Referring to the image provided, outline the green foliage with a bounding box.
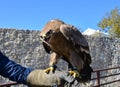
[98,7,120,38]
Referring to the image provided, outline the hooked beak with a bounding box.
[40,29,55,42]
[40,34,50,46]
[43,34,46,37]
[42,34,46,39]
[40,34,46,40]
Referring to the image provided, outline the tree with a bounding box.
[98,7,120,38]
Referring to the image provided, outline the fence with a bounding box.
[92,66,120,87]
[0,66,120,87]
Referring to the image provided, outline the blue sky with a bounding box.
[0,0,120,32]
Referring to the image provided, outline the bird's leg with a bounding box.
[68,67,80,78]
[67,59,80,78]
[68,51,84,78]
[44,52,60,74]
[44,65,57,74]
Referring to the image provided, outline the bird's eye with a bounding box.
[46,29,53,35]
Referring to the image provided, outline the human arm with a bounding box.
[0,52,33,84]
[0,52,92,87]
[0,52,64,87]
[0,52,63,86]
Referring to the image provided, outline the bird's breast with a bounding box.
[48,32,74,58]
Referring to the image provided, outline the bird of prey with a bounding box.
[40,19,93,81]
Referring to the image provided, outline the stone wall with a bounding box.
[0,28,120,87]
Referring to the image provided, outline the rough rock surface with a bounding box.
[0,28,120,87]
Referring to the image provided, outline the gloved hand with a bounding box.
[27,69,62,87]
[26,69,77,87]
[26,69,92,87]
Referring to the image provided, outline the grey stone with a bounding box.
[0,28,120,87]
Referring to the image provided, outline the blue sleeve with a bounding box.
[0,52,33,84]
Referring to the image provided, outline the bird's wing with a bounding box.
[60,24,88,49]
[60,24,91,64]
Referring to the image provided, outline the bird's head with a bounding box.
[40,29,55,42]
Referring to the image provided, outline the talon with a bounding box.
[68,70,79,78]
[44,67,54,74]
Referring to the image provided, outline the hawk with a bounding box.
[40,19,93,81]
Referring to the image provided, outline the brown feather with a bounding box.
[60,24,91,63]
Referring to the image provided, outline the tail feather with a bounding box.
[80,64,93,82]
